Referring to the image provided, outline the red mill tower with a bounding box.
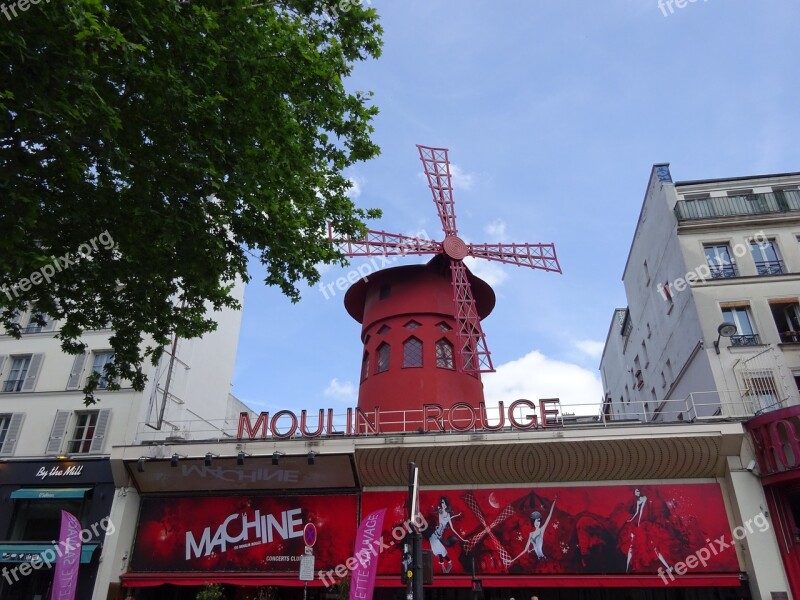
[332,145,561,432]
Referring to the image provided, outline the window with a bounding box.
[360,352,369,382]
[376,343,390,373]
[403,337,423,368]
[772,186,800,211]
[4,356,30,392]
[661,371,667,389]
[68,412,99,454]
[46,409,111,455]
[10,498,84,541]
[769,301,800,343]
[641,341,649,368]
[745,376,780,413]
[404,320,421,331]
[643,260,650,286]
[665,359,673,381]
[436,321,452,332]
[90,352,114,389]
[624,385,630,404]
[750,239,784,275]
[721,305,760,346]
[377,324,390,335]
[703,244,737,278]
[435,338,454,370]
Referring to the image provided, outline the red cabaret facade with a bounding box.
[747,404,800,599]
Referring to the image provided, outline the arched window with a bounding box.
[435,338,454,370]
[403,337,423,368]
[361,352,369,381]
[376,343,390,373]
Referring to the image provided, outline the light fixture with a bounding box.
[237,451,251,466]
[307,451,317,465]
[55,454,70,461]
[137,457,147,473]
[204,452,219,467]
[714,321,738,354]
[170,453,187,467]
[272,451,281,466]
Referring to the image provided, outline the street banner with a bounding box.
[349,508,386,600]
[51,510,82,600]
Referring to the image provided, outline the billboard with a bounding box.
[130,494,358,572]
[362,484,739,577]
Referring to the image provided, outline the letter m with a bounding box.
[185,529,213,560]
[238,411,269,440]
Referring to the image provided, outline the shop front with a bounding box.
[0,458,114,600]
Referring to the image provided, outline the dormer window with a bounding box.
[376,343,390,373]
[403,337,423,368]
[435,339,454,370]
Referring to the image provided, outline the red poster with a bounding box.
[362,484,739,577]
[130,495,358,572]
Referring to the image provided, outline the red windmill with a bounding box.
[331,145,561,431]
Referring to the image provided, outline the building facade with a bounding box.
[0,283,244,600]
[600,164,800,598]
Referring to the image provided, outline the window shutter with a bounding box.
[0,355,6,378]
[45,410,71,455]
[0,413,24,456]
[66,352,88,390]
[88,409,112,454]
[20,353,44,392]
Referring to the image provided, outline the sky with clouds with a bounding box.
[231,0,800,416]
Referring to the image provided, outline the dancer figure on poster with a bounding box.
[618,487,675,573]
[627,488,648,526]
[506,495,558,564]
[425,496,465,573]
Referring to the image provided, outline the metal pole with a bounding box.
[407,462,418,600]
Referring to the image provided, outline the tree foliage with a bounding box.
[0,0,382,402]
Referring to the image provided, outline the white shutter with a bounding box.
[66,352,88,390]
[0,413,24,456]
[88,409,112,454]
[20,353,44,392]
[45,410,71,455]
[0,355,6,379]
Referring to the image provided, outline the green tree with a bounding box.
[0,0,382,402]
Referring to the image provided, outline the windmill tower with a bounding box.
[333,146,561,432]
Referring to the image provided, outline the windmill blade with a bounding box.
[468,242,562,273]
[450,260,494,374]
[329,227,442,257]
[417,145,458,236]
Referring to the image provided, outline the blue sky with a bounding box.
[231,0,800,416]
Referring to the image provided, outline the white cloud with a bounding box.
[575,339,605,359]
[323,378,357,403]
[484,219,507,241]
[346,176,363,199]
[482,350,603,417]
[464,256,509,287]
[449,163,475,191]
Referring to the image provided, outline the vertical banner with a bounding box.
[51,510,82,600]
[349,508,386,600]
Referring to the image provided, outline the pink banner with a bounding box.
[349,508,386,600]
[51,510,82,600]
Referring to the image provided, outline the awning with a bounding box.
[0,543,98,564]
[10,488,91,500]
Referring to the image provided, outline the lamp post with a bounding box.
[714,321,737,354]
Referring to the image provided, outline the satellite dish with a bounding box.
[717,322,738,337]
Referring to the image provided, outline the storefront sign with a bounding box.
[361,484,739,577]
[129,495,358,573]
[0,460,112,486]
[35,465,84,480]
[237,399,562,440]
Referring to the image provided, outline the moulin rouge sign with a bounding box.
[237,399,562,440]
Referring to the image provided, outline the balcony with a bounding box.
[754,260,785,276]
[708,264,738,278]
[780,331,800,344]
[730,334,761,347]
[675,190,800,221]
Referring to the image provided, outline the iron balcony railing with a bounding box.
[730,334,761,347]
[708,263,738,278]
[675,190,800,221]
[754,260,785,276]
[1,379,24,392]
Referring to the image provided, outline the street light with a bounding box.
[714,321,737,354]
